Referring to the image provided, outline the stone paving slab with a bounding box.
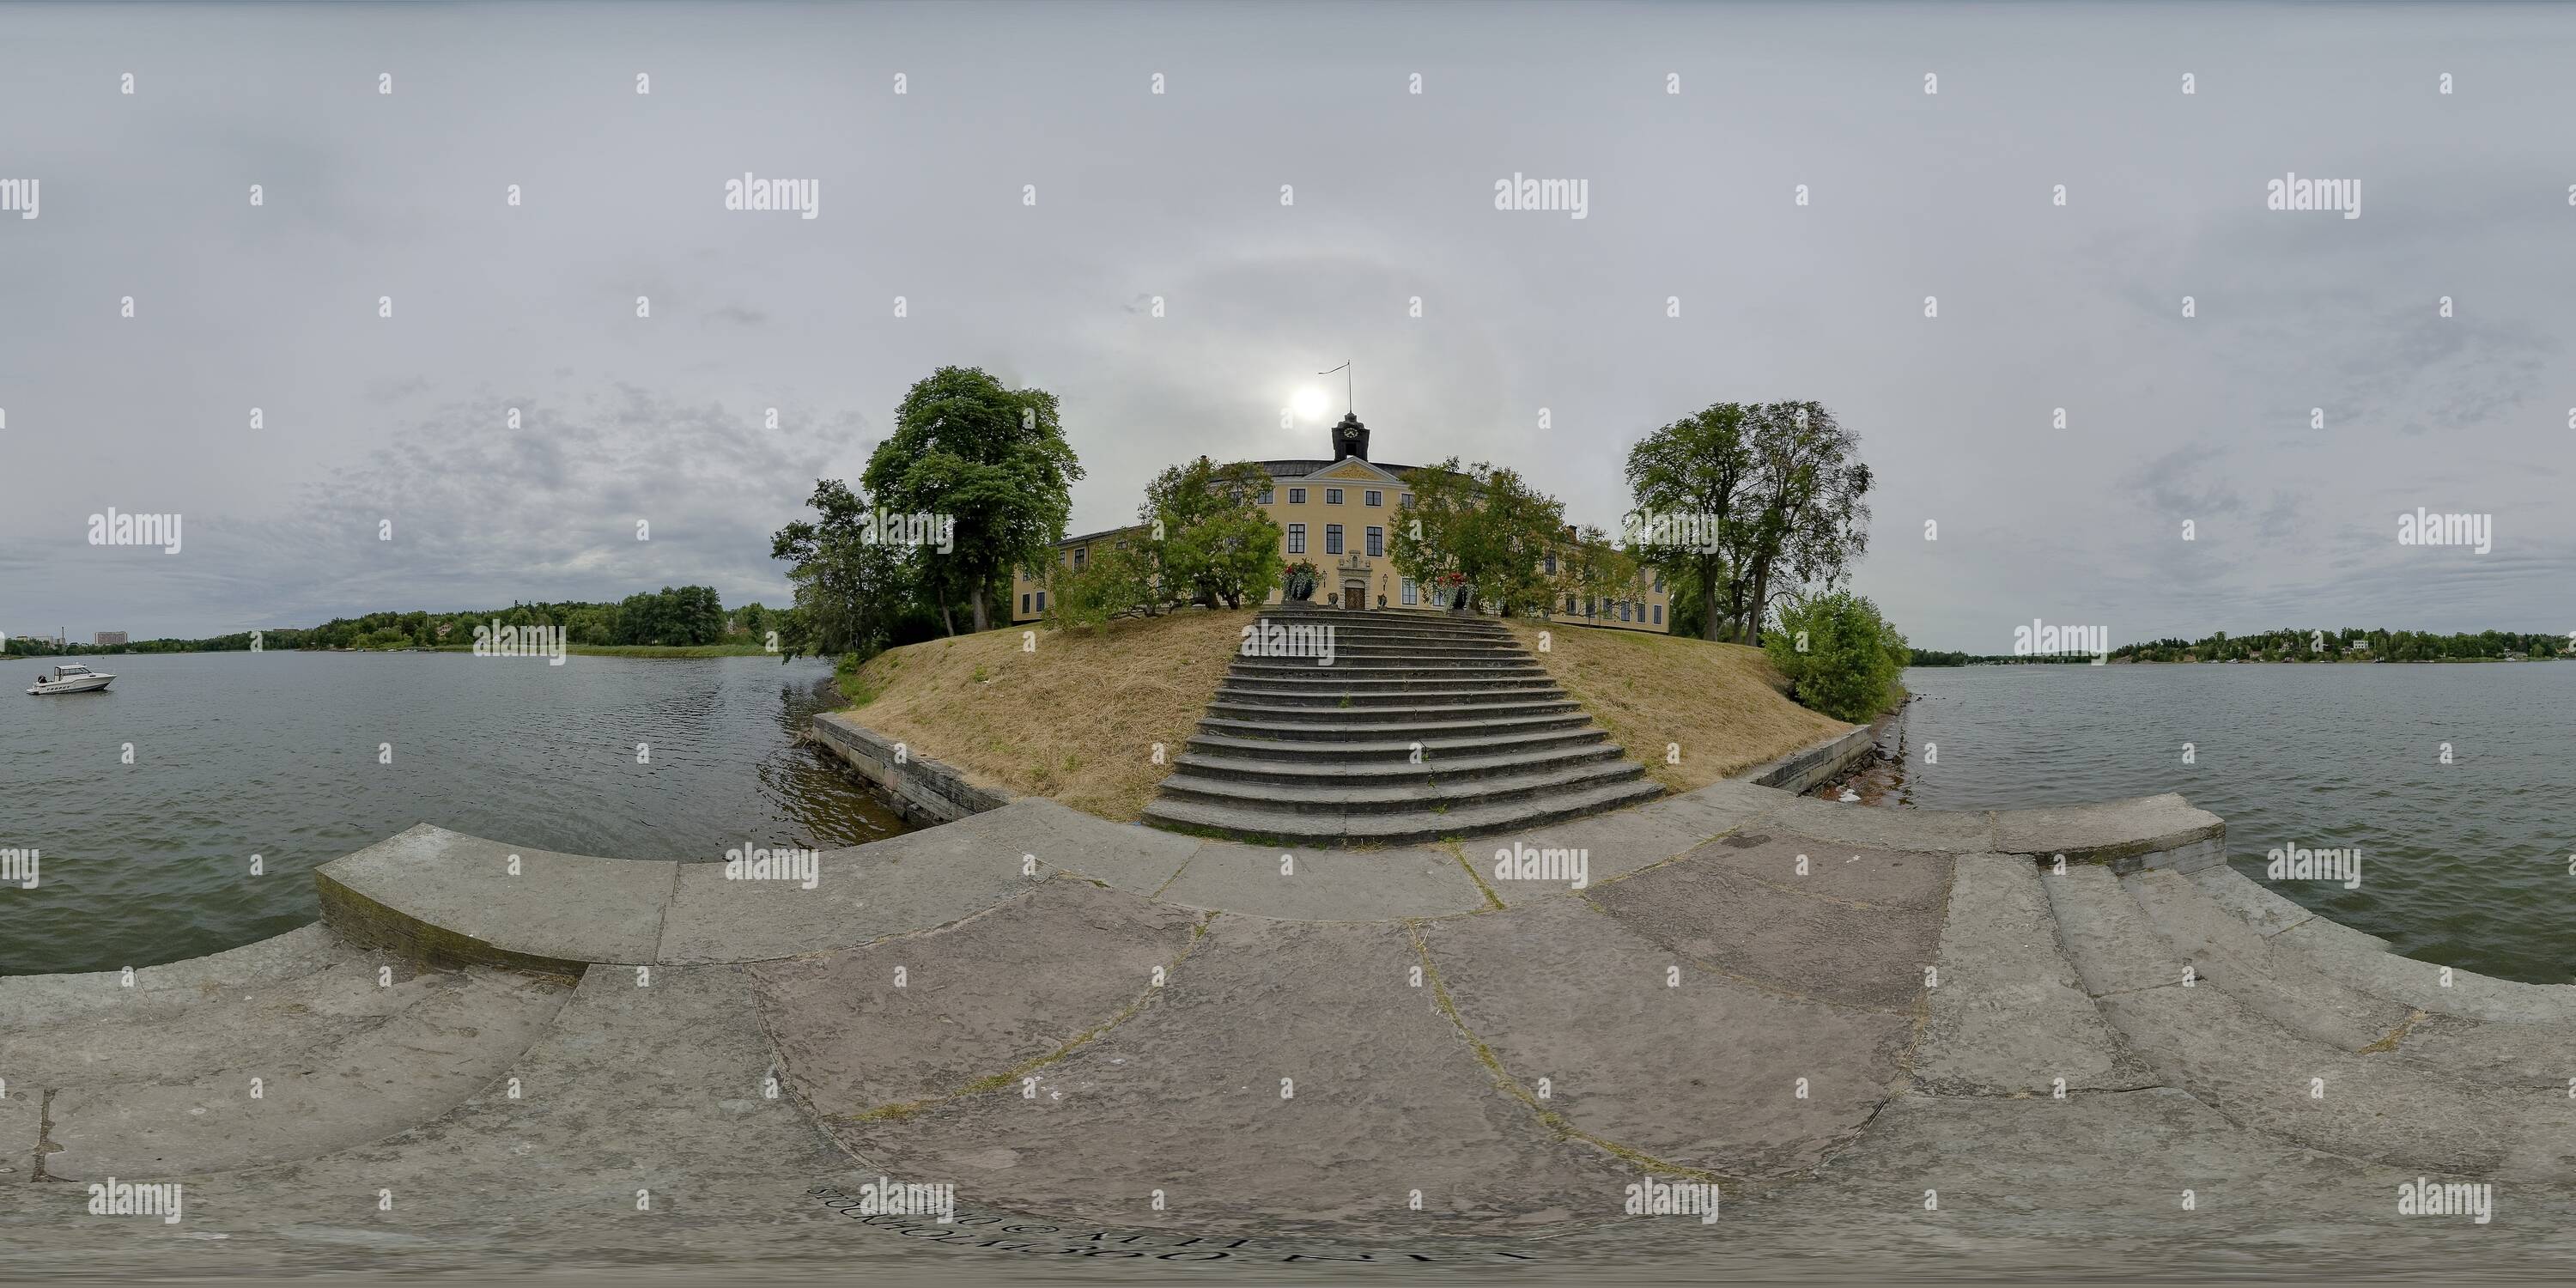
[1588,849,1947,1012]
[2186,862,2390,946]
[1915,854,2151,1096]
[0,1084,33,1182]
[659,822,1047,963]
[834,915,1641,1233]
[6,954,426,1084]
[2122,868,2415,1050]
[755,879,1204,1113]
[1419,894,1911,1178]
[1789,1086,2424,1237]
[1473,807,1710,896]
[0,925,355,1029]
[1990,793,2224,868]
[2393,1015,2576,1091]
[2270,919,2576,1025]
[1679,833,1953,911]
[2096,982,2576,1178]
[41,969,570,1180]
[1756,796,1995,854]
[1156,841,1489,919]
[2044,865,2190,998]
[319,824,675,969]
[949,799,1202,896]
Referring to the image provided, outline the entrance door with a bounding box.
[1340,580,1367,610]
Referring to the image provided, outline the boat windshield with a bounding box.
[58,665,89,676]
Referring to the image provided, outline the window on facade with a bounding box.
[1398,492,1412,507]
[1365,526,1383,557]
[1286,523,1306,555]
[1585,597,1595,617]
[1653,605,1664,625]
[1652,571,1665,592]
[1620,601,1632,622]
[1364,489,1382,507]
[1072,547,1085,569]
[1259,488,1274,505]
[1543,552,1557,575]
[1324,524,1344,556]
[1324,488,1343,505]
[1021,593,1031,614]
[1402,578,1418,605]
[1036,591,1048,612]
[1287,488,1306,505]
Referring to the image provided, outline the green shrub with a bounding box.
[1045,545,1156,634]
[1764,591,1910,723]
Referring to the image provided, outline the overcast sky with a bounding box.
[2,1,2569,652]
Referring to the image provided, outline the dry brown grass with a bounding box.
[835,609,1255,822]
[1501,620,1848,793]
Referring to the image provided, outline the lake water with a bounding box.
[1,652,910,975]
[1876,663,2575,984]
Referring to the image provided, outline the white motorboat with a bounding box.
[27,663,116,695]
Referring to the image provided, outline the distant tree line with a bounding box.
[2110,628,2566,664]
[3,588,783,655]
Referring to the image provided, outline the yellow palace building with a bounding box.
[1012,413,1673,633]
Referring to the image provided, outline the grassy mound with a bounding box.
[835,610,1253,821]
[835,609,1848,821]
[1502,621,1849,793]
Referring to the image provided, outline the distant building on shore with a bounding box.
[93,631,129,647]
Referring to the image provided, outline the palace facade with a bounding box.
[1011,412,1672,633]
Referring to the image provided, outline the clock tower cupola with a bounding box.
[1329,410,1370,462]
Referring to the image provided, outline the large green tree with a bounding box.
[769,478,920,661]
[1140,458,1285,611]
[1389,459,1565,617]
[1625,401,1872,645]
[861,366,1083,635]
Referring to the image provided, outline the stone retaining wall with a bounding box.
[1729,723,1878,794]
[808,710,1011,825]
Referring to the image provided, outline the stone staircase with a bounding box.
[1139,605,1663,845]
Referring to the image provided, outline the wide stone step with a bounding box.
[1142,775,1665,845]
[0,925,359,1030]
[1187,724,1615,762]
[6,954,449,1084]
[1228,658,1546,676]
[1195,709,1598,743]
[1173,740,1625,787]
[2043,864,2576,1177]
[2120,867,2416,1050]
[1211,680,1556,711]
[1206,696,1583,723]
[1152,756,1649,817]
[38,968,572,1179]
